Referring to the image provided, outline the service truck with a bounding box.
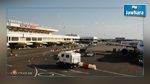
[56,51,81,68]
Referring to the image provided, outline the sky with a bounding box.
[6,0,147,40]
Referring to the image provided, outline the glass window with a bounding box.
[61,54,64,57]
[12,37,18,41]
[9,37,11,41]
[38,38,42,41]
[66,55,69,58]
[26,37,31,41]
[32,37,37,41]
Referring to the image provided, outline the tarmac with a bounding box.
[7,43,143,77]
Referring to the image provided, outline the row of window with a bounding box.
[61,54,69,58]
[64,38,71,40]
[9,29,50,34]
[43,38,64,41]
[7,37,78,42]
[7,37,42,42]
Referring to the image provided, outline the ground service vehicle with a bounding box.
[56,51,81,68]
[79,48,94,57]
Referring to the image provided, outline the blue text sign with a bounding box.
[124,5,146,17]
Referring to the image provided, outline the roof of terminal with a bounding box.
[7,19,58,32]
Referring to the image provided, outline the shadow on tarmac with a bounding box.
[97,53,143,67]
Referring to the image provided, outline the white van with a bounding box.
[56,51,81,68]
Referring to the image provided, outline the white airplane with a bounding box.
[137,41,143,64]
[137,40,144,55]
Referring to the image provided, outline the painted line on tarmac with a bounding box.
[37,72,67,77]
[34,67,67,77]
[31,57,34,60]
[39,69,47,72]
[52,72,67,76]
[61,70,68,73]
[70,69,89,74]
[96,68,136,77]
[34,66,38,77]
[7,64,13,67]
[44,58,47,61]
[28,59,31,63]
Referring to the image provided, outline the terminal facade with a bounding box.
[7,20,80,48]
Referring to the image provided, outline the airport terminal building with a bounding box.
[79,36,98,44]
[7,20,80,48]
